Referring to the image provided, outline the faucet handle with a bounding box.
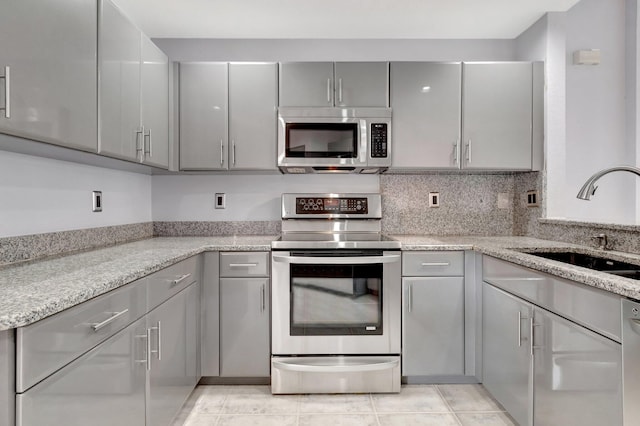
[591,233,608,250]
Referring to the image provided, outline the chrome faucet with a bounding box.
[576,165,640,200]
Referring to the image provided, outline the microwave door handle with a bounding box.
[272,254,400,265]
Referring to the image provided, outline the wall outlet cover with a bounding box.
[215,193,226,209]
[92,191,102,212]
[497,192,510,209]
[428,192,440,208]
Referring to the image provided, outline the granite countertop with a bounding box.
[1,234,640,331]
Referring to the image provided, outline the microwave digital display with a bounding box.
[285,123,358,158]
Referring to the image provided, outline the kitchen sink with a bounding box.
[522,251,640,280]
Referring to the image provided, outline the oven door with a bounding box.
[271,250,401,355]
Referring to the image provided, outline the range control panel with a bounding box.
[295,197,368,214]
[370,123,388,158]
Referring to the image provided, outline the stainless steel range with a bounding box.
[271,193,401,394]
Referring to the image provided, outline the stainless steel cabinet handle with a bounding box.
[453,139,459,166]
[530,317,543,355]
[327,78,332,103]
[466,139,472,164]
[144,129,152,156]
[171,273,192,286]
[272,254,401,265]
[136,126,145,161]
[260,284,266,313]
[420,262,450,267]
[407,284,413,313]
[517,311,527,347]
[150,321,161,361]
[220,140,224,166]
[338,78,343,103]
[232,140,236,166]
[146,328,152,370]
[91,309,129,331]
[229,263,259,268]
[0,66,10,118]
[134,331,149,368]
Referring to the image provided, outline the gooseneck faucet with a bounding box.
[576,166,640,200]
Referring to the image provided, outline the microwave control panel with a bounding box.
[370,123,388,158]
[296,197,368,214]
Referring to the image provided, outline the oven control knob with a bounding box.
[356,204,362,210]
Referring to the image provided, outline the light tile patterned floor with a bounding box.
[173,384,517,426]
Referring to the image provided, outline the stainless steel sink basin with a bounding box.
[523,251,640,280]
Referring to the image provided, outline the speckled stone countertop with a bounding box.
[2,235,640,331]
[0,236,275,331]
[392,235,640,302]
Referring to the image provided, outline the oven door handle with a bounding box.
[272,358,399,373]
[272,254,400,265]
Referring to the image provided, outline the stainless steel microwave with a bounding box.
[277,107,392,174]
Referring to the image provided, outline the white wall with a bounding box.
[0,150,152,237]
[153,38,516,62]
[151,174,378,221]
[563,0,634,224]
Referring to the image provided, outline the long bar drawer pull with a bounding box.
[0,66,9,118]
[171,273,192,286]
[273,255,400,265]
[273,358,399,373]
[134,332,149,369]
[91,309,129,331]
[229,263,259,268]
[421,262,450,267]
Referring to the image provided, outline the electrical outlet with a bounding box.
[215,193,226,209]
[428,192,440,208]
[526,190,540,207]
[92,191,102,212]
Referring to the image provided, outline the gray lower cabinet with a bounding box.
[0,0,97,152]
[220,277,270,377]
[401,251,466,378]
[219,251,270,377]
[482,282,533,426]
[16,316,148,426]
[482,256,623,426]
[148,282,200,426]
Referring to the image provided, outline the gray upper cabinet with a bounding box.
[390,61,540,171]
[179,62,277,171]
[99,0,142,163]
[279,62,389,107]
[462,62,533,170]
[140,35,169,169]
[100,0,169,168]
[228,63,278,170]
[179,62,228,170]
[390,62,462,170]
[0,0,97,152]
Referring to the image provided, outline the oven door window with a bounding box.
[290,261,383,336]
[285,123,358,158]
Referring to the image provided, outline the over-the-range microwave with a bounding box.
[277,107,392,174]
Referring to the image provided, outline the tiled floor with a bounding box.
[173,384,517,426]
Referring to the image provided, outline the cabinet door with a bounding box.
[99,0,142,162]
[402,277,464,376]
[0,0,97,152]
[220,278,270,377]
[147,287,196,426]
[179,62,228,170]
[16,317,147,426]
[482,282,532,426]
[533,308,622,426]
[279,62,334,107]
[140,35,169,169]
[390,62,461,170]
[228,63,278,170]
[334,62,388,107]
[462,62,532,170]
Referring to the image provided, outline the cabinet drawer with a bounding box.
[220,252,269,277]
[403,251,464,276]
[483,255,622,342]
[148,255,201,310]
[16,278,147,393]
